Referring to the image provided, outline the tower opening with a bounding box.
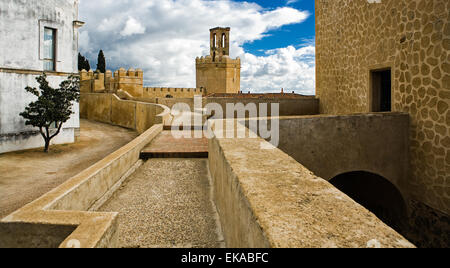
[370,69,391,112]
[222,34,226,48]
[329,171,407,232]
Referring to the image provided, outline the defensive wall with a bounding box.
[274,113,411,236]
[111,89,320,118]
[316,0,450,227]
[143,87,204,98]
[207,116,414,248]
[315,0,450,247]
[79,93,171,134]
[80,68,205,98]
[275,113,410,197]
[205,97,319,118]
[0,112,416,248]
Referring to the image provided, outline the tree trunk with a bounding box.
[44,138,50,153]
[43,126,50,153]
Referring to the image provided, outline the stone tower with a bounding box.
[196,27,241,95]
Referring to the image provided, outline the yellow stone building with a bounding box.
[196,27,241,95]
[316,0,449,245]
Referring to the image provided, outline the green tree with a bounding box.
[78,53,91,71]
[20,74,80,152]
[85,57,91,71]
[78,53,84,71]
[97,50,106,73]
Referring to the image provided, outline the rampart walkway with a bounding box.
[99,130,223,248]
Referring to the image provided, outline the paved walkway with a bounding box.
[99,159,224,248]
[140,130,208,159]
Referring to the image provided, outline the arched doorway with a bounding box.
[329,171,407,232]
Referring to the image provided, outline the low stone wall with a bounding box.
[0,124,163,248]
[121,95,319,118]
[275,113,410,200]
[208,118,415,248]
[156,98,195,111]
[205,97,319,117]
[80,93,171,133]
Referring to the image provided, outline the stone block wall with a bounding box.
[316,0,449,219]
[196,56,241,95]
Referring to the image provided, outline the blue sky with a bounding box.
[79,0,316,95]
[241,0,315,56]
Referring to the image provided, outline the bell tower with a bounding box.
[210,27,230,60]
[196,27,240,95]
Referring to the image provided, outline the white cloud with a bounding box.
[241,45,315,95]
[120,17,146,36]
[286,0,299,5]
[78,0,315,95]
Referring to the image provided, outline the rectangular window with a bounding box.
[370,69,391,112]
[43,27,56,71]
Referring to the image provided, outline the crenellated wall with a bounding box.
[80,70,105,93]
[112,68,143,97]
[80,68,144,97]
[143,87,204,99]
[80,68,205,98]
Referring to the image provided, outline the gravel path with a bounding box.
[99,159,224,248]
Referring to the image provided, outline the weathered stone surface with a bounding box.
[208,118,414,248]
[315,0,450,219]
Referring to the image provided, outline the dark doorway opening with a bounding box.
[329,171,407,232]
[371,69,391,112]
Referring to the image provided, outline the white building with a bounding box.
[0,0,83,153]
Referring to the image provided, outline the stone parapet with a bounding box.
[208,118,415,248]
[143,87,205,98]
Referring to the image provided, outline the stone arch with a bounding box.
[329,171,407,232]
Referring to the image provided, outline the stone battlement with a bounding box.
[195,55,240,67]
[80,68,144,96]
[80,70,106,93]
[143,87,204,98]
[80,68,206,98]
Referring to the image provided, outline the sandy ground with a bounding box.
[100,159,224,248]
[0,119,138,218]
